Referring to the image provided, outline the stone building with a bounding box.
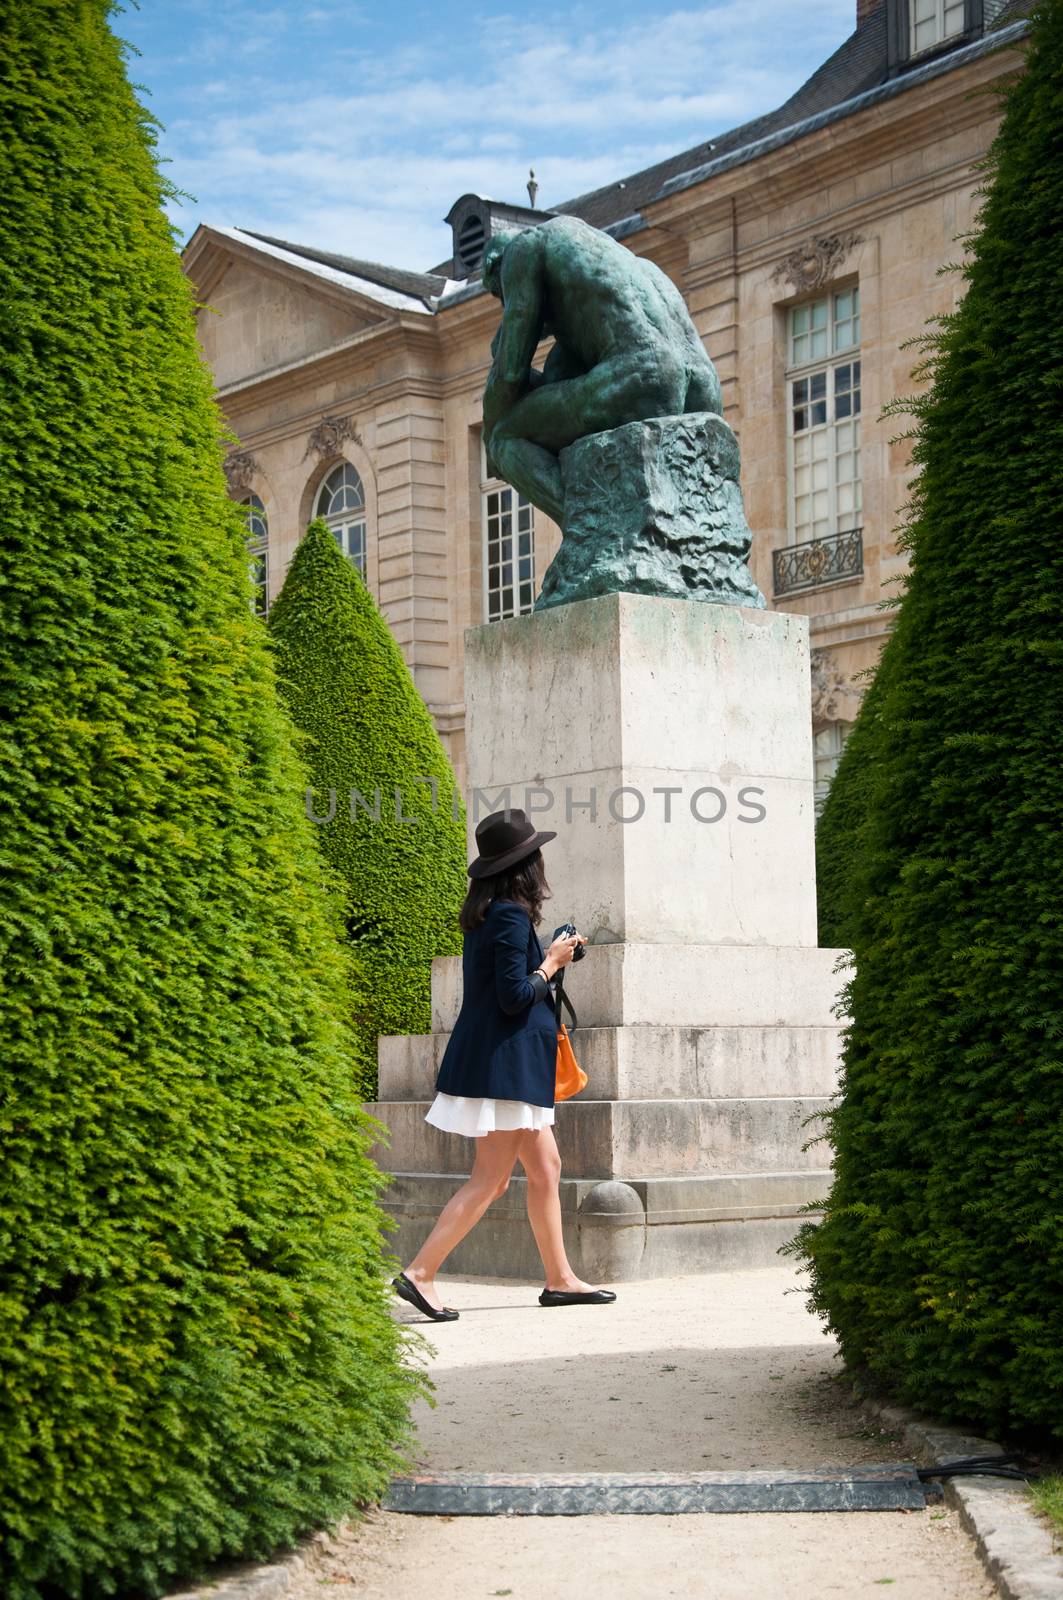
[183,0,1029,809]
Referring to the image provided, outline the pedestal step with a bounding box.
[376,1171,829,1280]
[366,1094,830,1182]
[430,943,850,1032]
[379,1022,842,1103]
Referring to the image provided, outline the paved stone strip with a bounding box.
[860,1399,1063,1600]
[383,1464,928,1515]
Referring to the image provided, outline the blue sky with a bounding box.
[118,0,856,273]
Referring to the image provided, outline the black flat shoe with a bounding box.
[392,1272,459,1321]
[539,1287,617,1306]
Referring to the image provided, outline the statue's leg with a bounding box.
[488,432,565,525]
[491,355,687,524]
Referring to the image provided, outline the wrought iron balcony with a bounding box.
[772,528,863,597]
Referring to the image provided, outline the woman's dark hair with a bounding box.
[459,849,550,933]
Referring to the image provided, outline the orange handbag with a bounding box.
[552,970,587,1101]
[556,1021,587,1101]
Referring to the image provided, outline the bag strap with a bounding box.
[551,968,579,1032]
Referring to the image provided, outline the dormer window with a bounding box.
[910,0,966,53]
[886,0,982,74]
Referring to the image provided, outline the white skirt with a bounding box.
[425,1091,555,1138]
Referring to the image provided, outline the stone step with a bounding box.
[365,1094,831,1182]
[378,1022,843,1103]
[374,1170,832,1281]
[429,941,850,1032]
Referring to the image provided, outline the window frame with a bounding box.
[480,441,536,623]
[784,283,863,550]
[315,461,368,580]
[886,0,983,73]
[240,491,269,618]
[813,719,855,819]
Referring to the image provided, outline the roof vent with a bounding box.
[444,193,556,281]
[457,213,487,275]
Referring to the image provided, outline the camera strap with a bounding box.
[550,969,579,1033]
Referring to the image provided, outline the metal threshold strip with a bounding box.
[384,1465,933,1516]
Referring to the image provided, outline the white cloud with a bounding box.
[137,0,856,269]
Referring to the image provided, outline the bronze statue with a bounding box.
[481,215,765,612]
[482,216,722,525]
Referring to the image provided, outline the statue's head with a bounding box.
[481,229,521,300]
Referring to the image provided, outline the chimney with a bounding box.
[857,0,885,21]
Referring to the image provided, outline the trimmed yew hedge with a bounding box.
[267,521,466,1099]
[0,6,427,1596]
[795,0,1063,1438]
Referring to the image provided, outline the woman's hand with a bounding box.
[540,931,586,978]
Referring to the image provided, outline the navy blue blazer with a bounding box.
[434,899,558,1107]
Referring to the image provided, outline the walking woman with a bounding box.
[392,808,617,1322]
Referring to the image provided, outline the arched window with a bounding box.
[316,463,367,578]
[240,492,269,617]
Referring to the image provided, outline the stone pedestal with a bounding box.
[367,592,848,1280]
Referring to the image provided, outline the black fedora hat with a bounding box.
[467,808,557,879]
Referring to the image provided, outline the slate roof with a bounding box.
[241,231,449,309]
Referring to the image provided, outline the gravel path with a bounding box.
[286,1267,996,1599]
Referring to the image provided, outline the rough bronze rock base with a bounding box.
[536,412,766,611]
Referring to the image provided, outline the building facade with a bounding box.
[183,0,1029,808]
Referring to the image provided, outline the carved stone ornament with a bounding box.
[223,450,258,495]
[773,233,863,295]
[304,415,360,460]
[810,647,864,726]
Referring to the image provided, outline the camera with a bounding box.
[552,922,586,962]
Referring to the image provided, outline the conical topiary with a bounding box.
[793,0,1063,1438]
[267,520,466,1099]
[0,6,427,1597]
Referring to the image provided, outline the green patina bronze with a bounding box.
[482,215,765,611]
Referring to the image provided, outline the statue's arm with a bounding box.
[484,237,545,431]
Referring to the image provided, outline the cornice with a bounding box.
[682,148,990,294]
[222,376,445,446]
[214,314,441,409]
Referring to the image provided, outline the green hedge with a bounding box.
[794,0,1063,1439]
[268,521,466,1100]
[0,6,427,1596]
[815,644,898,951]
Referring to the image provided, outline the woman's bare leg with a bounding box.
[518,1126,601,1292]
[402,1130,524,1310]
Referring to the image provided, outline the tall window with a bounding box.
[814,721,854,819]
[481,445,535,621]
[316,462,367,578]
[787,286,861,546]
[910,0,966,54]
[240,492,268,617]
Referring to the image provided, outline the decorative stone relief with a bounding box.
[223,450,258,496]
[810,647,864,726]
[304,415,360,460]
[773,233,863,294]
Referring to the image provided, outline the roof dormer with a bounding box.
[885,0,986,75]
[444,193,554,279]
